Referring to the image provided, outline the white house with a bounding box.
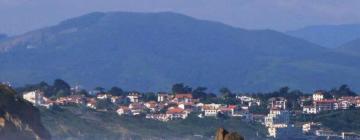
[117,106,131,116]
[157,93,170,102]
[303,106,318,114]
[166,107,188,120]
[22,90,45,106]
[127,92,141,103]
[264,109,289,128]
[202,103,222,117]
[312,91,324,101]
[97,93,112,100]
[268,97,287,110]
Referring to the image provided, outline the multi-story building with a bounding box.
[127,92,141,103]
[314,99,336,112]
[303,106,317,114]
[22,90,45,106]
[173,93,193,103]
[265,109,289,128]
[166,107,188,120]
[97,93,112,100]
[237,95,261,107]
[157,93,170,102]
[202,103,222,117]
[312,91,325,101]
[341,132,360,140]
[302,122,320,134]
[268,97,287,110]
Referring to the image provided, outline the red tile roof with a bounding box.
[175,93,193,99]
[166,107,184,114]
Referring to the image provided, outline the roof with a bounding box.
[147,101,157,104]
[268,97,286,101]
[227,105,237,109]
[128,92,140,96]
[166,107,184,114]
[175,93,193,99]
[117,106,129,111]
[315,99,336,103]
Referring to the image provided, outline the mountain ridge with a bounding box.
[287,24,360,48]
[337,38,360,55]
[1,11,360,92]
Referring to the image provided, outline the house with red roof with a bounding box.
[173,93,193,103]
[166,107,188,120]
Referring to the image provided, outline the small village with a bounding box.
[16,81,360,140]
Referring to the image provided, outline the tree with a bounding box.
[108,86,124,96]
[249,104,269,115]
[330,84,357,98]
[279,86,289,95]
[75,89,90,97]
[96,98,116,111]
[219,87,234,99]
[172,83,192,93]
[143,92,157,102]
[52,79,71,98]
[94,87,105,93]
[192,86,207,99]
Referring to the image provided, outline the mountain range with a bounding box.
[0,34,6,41]
[1,12,360,92]
[287,24,360,48]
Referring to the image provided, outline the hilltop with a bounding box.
[1,12,360,92]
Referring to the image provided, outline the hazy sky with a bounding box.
[1,0,360,35]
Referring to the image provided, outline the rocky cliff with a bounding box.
[0,84,51,140]
[215,128,244,140]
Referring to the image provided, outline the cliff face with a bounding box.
[215,128,244,140]
[0,84,51,140]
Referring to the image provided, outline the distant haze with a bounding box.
[1,0,360,35]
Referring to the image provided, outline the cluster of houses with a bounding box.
[301,91,360,114]
[120,93,255,122]
[20,87,360,139]
[21,90,256,122]
[262,91,360,139]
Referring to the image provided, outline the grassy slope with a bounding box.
[295,109,360,133]
[40,105,266,140]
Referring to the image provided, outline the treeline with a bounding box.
[15,79,357,103]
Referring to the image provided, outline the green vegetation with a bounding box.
[40,106,266,140]
[294,109,360,133]
[16,79,73,98]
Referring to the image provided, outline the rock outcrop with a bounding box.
[215,128,244,140]
[0,84,51,140]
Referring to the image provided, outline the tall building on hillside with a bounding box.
[157,93,170,102]
[312,91,325,101]
[22,90,45,106]
[127,92,141,103]
[265,109,290,128]
[268,97,287,110]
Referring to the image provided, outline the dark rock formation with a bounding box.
[215,128,244,140]
[0,84,51,140]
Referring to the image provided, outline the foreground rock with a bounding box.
[215,128,244,140]
[0,84,51,140]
